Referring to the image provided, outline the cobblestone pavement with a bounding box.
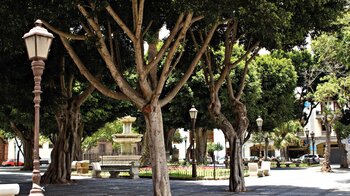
[0,165,349,195]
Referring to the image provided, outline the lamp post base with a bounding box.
[192,161,197,178]
[29,183,44,196]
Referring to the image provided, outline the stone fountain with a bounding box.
[112,116,143,155]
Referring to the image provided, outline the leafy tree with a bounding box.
[311,12,350,171]
[207,142,224,162]
[43,1,219,194]
[193,0,347,192]
[271,120,301,160]
[256,53,297,130]
[0,2,132,183]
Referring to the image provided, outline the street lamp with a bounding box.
[256,116,263,158]
[310,131,315,163]
[23,19,54,196]
[189,105,198,178]
[304,128,310,165]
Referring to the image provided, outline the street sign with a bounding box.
[304,101,311,108]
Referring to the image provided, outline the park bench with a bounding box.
[93,155,141,179]
[284,161,293,167]
[248,162,263,177]
[0,184,20,196]
[276,161,293,168]
[261,161,271,176]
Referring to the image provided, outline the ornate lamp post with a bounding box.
[189,105,198,178]
[256,116,263,158]
[23,19,54,196]
[310,131,315,163]
[304,128,310,165]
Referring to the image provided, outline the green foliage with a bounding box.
[272,120,301,150]
[172,129,183,144]
[255,53,297,131]
[334,121,350,140]
[0,129,12,139]
[207,142,224,154]
[82,119,123,151]
[250,131,264,144]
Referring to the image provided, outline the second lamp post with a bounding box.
[256,116,263,158]
[189,105,198,178]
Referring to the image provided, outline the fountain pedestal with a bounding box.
[112,116,142,156]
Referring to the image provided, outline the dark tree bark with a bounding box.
[41,101,82,183]
[195,127,207,164]
[164,128,176,155]
[41,55,95,184]
[10,122,33,171]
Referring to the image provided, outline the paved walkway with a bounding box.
[0,165,349,195]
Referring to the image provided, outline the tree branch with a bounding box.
[106,4,137,43]
[235,50,259,100]
[60,36,128,100]
[155,13,193,101]
[41,20,87,40]
[78,4,145,105]
[144,13,185,74]
[75,83,96,107]
[214,41,260,92]
[160,23,218,106]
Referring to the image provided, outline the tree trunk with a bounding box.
[143,104,171,196]
[73,123,84,161]
[208,98,247,192]
[336,133,348,168]
[164,128,176,156]
[41,102,82,184]
[140,130,151,166]
[229,136,246,192]
[264,137,269,161]
[9,122,33,171]
[195,127,207,164]
[186,144,191,163]
[22,139,33,171]
[321,121,332,172]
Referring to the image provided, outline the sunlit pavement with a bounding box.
[0,165,349,195]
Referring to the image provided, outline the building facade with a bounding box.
[243,101,350,164]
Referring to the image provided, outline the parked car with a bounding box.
[295,154,320,164]
[1,159,24,166]
[217,157,226,164]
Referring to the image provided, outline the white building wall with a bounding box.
[173,128,228,161]
[8,139,23,161]
[39,142,52,161]
[213,129,226,159]
[173,128,189,161]
[7,138,52,162]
